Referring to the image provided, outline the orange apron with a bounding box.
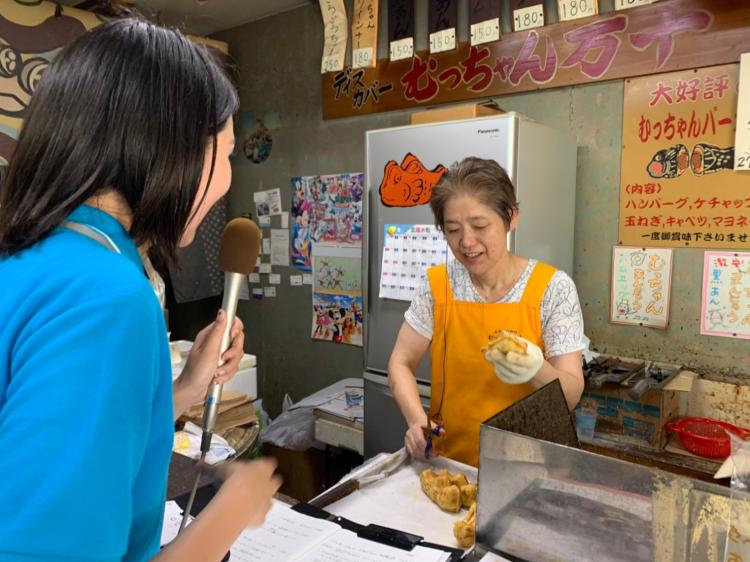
[428,261,556,467]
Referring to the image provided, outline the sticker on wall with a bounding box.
[700,251,750,339]
[238,110,281,164]
[610,246,673,328]
[379,153,447,207]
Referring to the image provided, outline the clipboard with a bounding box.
[292,502,464,561]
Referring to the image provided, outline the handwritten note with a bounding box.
[610,246,673,328]
[351,0,378,69]
[557,0,596,21]
[700,251,750,339]
[735,52,750,170]
[513,4,543,32]
[614,0,656,9]
[320,0,348,73]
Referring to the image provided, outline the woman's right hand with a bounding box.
[219,457,283,528]
[404,422,446,460]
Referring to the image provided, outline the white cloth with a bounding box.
[404,259,586,358]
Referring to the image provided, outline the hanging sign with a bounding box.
[320,0,348,73]
[352,0,378,69]
[619,64,749,249]
[323,0,750,119]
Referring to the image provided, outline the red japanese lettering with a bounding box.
[561,16,627,79]
[629,10,712,69]
[509,31,557,86]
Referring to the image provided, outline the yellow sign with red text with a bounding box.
[619,64,749,249]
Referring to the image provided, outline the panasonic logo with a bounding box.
[477,128,499,134]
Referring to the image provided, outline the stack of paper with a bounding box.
[162,500,451,562]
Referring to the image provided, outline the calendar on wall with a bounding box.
[379,224,450,301]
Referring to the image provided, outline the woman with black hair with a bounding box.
[0,19,280,561]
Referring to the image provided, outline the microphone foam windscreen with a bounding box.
[218,217,261,275]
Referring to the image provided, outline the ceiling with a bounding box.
[63,0,313,36]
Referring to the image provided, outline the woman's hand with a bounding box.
[178,309,245,400]
[405,421,446,460]
[484,335,544,384]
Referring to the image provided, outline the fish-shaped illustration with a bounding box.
[690,143,734,176]
[379,153,447,207]
[646,144,690,179]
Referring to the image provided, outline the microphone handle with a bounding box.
[200,271,244,453]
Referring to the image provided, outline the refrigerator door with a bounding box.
[364,115,518,382]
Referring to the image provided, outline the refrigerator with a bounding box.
[362,113,577,458]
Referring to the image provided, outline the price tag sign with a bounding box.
[389,37,414,61]
[352,47,374,69]
[513,5,544,32]
[614,0,656,9]
[557,0,597,22]
[321,54,342,74]
[470,18,500,46]
[429,28,456,54]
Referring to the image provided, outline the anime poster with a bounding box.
[311,249,363,347]
[291,173,363,270]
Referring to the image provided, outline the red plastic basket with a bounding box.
[666,417,750,459]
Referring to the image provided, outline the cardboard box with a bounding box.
[262,443,326,502]
[410,102,504,125]
[580,385,679,449]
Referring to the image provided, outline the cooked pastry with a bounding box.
[453,502,476,548]
[420,469,473,513]
[460,483,477,508]
[483,330,527,356]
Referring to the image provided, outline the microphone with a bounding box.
[200,217,261,454]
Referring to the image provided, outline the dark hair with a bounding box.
[0,18,238,266]
[429,157,518,230]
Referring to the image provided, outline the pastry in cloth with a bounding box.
[482,330,543,385]
[453,502,476,548]
[420,468,473,513]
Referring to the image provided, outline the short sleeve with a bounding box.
[540,271,587,358]
[0,291,163,561]
[404,275,435,340]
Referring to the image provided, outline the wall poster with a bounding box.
[619,64,749,249]
[291,173,363,270]
[701,251,750,339]
[610,246,673,328]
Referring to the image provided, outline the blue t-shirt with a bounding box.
[0,205,173,561]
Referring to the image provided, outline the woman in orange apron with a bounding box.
[388,157,586,467]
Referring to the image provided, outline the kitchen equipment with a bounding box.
[474,413,747,561]
[623,361,681,400]
[666,417,750,459]
[363,114,577,457]
[584,356,644,389]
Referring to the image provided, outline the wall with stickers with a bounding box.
[215,0,750,417]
